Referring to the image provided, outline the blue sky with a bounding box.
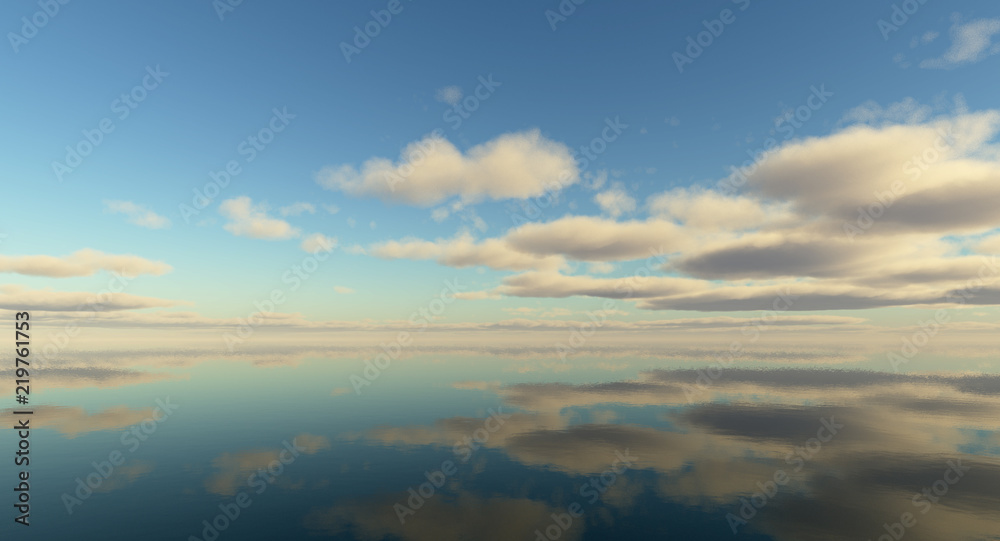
[2,0,1000,339]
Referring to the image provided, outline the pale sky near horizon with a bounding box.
[3,0,1000,341]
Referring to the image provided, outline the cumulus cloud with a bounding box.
[920,18,1000,69]
[0,249,171,278]
[594,182,636,218]
[219,196,300,240]
[316,130,578,206]
[77,101,989,319]
[103,200,171,229]
[356,106,1000,313]
[743,111,1000,230]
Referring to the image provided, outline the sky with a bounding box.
[2,0,1000,347]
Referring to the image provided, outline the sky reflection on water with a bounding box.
[2,346,999,540]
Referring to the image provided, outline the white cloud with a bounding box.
[505,216,686,261]
[369,106,1000,312]
[103,200,171,229]
[495,271,705,299]
[374,215,689,267]
[975,234,1000,255]
[453,291,501,300]
[431,208,450,222]
[317,130,579,206]
[300,233,337,254]
[219,197,300,240]
[587,262,615,274]
[322,204,340,214]
[372,233,566,272]
[648,188,784,230]
[435,85,463,105]
[0,285,182,311]
[333,286,355,294]
[744,111,1000,228]
[0,249,171,278]
[920,18,1000,69]
[839,97,932,126]
[279,202,316,216]
[593,182,636,218]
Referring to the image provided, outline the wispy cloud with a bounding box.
[0,285,182,311]
[434,85,463,105]
[279,202,316,216]
[921,17,1000,69]
[301,233,337,253]
[0,249,171,278]
[103,200,171,229]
